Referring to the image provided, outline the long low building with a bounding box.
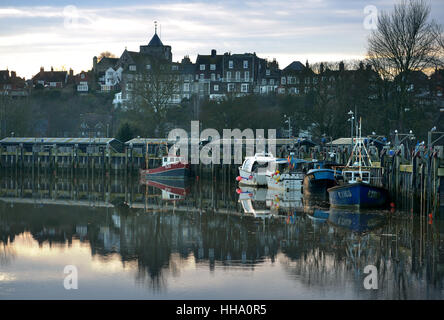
[0,137,125,153]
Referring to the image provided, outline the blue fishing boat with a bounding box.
[327,119,390,209]
[303,161,342,200]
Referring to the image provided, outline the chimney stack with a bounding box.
[40,66,44,73]
[320,63,324,74]
[11,71,16,78]
[339,61,344,72]
[211,49,216,57]
[69,68,74,77]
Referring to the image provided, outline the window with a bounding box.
[226,71,232,80]
[295,77,300,84]
[210,64,216,70]
[266,69,270,76]
[243,60,248,69]
[241,83,248,92]
[229,60,233,69]
[305,77,310,84]
[262,79,266,85]
[235,71,240,80]
[195,74,199,80]
[304,87,309,93]
[269,79,275,85]
[244,71,249,81]
[211,73,216,81]
[281,77,286,85]
[129,65,136,71]
[146,64,151,70]
[200,64,205,71]
[81,74,85,79]
[184,83,190,91]
[172,65,178,71]
[228,83,235,92]
[200,73,204,79]
[214,84,219,91]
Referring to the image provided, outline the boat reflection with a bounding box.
[327,209,388,234]
[237,186,303,217]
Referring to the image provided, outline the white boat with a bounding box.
[237,152,276,186]
[266,157,308,191]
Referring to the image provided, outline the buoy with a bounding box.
[390,202,395,208]
[249,175,253,180]
[236,176,242,181]
[236,188,241,194]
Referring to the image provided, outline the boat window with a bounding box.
[362,171,370,182]
[163,157,167,162]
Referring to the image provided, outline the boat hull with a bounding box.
[328,182,389,208]
[238,168,268,186]
[303,169,337,200]
[140,162,190,179]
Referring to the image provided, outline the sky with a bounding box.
[1,0,443,79]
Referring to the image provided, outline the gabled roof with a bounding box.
[32,71,67,83]
[284,61,305,72]
[148,33,163,47]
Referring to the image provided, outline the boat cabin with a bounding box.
[342,169,370,184]
[162,156,185,166]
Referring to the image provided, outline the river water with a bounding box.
[0,172,443,299]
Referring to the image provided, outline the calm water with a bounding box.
[0,172,443,300]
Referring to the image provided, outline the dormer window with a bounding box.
[266,69,270,76]
[243,60,248,69]
[146,64,151,70]
[229,60,233,69]
[200,64,205,71]
[210,64,216,70]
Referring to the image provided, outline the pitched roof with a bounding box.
[32,71,67,83]
[284,61,305,72]
[148,33,163,47]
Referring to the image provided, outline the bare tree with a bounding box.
[98,51,116,61]
[129,60,181,136]
[366,0,439,129]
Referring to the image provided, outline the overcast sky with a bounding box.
[1,0,443,79]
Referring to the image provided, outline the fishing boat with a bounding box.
[266,155,308,191]
[303,160,342,201]
[327,119,390,208]
[140,155,190,179]
[237,152,277,186]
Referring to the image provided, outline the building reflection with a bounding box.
[0,173,443,298]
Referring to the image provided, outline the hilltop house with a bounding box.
[32,67,70,89]
[0,70,27,96]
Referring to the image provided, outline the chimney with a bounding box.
[306,60,309,69]
[320,63,324,74]
[211,49,216,57]
[51,66,54,72]
[69,68,74,77]
[359,61,364,70]
[11,71,16,78]
[93,56,98,72]
[339,61,344,71]
[40,66,44,74]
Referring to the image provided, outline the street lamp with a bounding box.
[428,127,444,150]
[284,114,291,139]
[347,110,354,150]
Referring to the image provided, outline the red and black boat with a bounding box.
[140,156,190,179]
